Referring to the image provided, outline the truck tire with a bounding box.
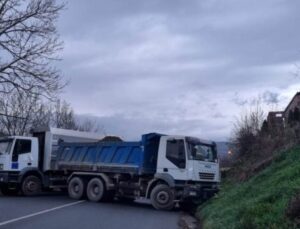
[68,177,85,200]
[21,175,42,196]
[150,184,175,210]
[86,178,105,202]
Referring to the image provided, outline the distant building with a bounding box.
[267,111,284,130]
[283,92,300,122]
[267,92,300,130]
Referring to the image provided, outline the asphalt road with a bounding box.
[0,193,182,229]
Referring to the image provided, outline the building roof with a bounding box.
[284,92,300,113]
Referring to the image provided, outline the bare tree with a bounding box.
[52,100,77,130]
[75,116,105,133]
[231,102,265,159]
[0,94,105,136]
[0,90,50,135]
[0,0,65,97]
[0,96,82,135]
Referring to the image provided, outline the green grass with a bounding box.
[198,147,300,229]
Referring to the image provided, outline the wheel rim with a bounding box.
[26,181,38,193]
[69,178,84,199]
[156,191,170,205]
[93,185,100,195]
[87,179,104,201]
[74,184,79,193]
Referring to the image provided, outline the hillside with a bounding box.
[198,147,300,229]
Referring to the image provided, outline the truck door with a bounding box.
[0,139,13,171]
[157,137,188,180]
[11,139,33,170]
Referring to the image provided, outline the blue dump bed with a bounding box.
[54,133,163,175]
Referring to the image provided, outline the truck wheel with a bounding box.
[68,177,85,200]
[21,175,42,196]
[86,178,105,202]
[150,184,175,210]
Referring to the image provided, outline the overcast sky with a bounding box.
[56,0,300,141]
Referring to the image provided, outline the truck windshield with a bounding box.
[186,138,217,162]
[0,139,13,155]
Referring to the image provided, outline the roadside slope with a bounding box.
[198,147,300,229]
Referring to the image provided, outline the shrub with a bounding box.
[286,193,300,226]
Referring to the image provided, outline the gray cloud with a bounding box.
[262,91,280,105]
[56,0,300,141]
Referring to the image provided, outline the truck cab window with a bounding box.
[166,139,186,169]
[12,139,32,162]
[0,140,13,155]
[186,137,217,162]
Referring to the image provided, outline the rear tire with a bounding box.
[21,175,42,196]
[68,177,85,200]
[86,178,105,202]
[150,184,175,210]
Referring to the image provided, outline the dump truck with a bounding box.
[0,128,220,210]
[0,127,104,195]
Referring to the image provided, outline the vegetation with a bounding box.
[0,90,103,136]
[198,147,300,229]
[227,102,300,182]
[0,1,104,136]
[0,0,65,97]
[198,101,300,228]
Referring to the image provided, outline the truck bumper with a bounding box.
[0,172,9,184]
[0,171,19,187]
[182,183,219,201]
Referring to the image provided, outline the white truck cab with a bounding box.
[157,136,219,182]
[156,136,219,201]
[0,137,38,172]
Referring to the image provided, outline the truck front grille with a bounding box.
[199,172,215,180]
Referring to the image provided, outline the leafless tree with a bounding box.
[0,90,51,135]
[231,102,265,159]
[292,63,300,78]
[75,116,106,133]
[0,94,105,136]
[0,0,65,97]
[52,100,77,130]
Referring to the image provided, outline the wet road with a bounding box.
[0,193,181,229]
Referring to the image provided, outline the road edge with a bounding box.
[178,212,201,229]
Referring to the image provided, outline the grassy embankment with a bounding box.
[198,147,300,229]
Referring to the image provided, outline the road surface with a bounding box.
[0,193,182,229]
